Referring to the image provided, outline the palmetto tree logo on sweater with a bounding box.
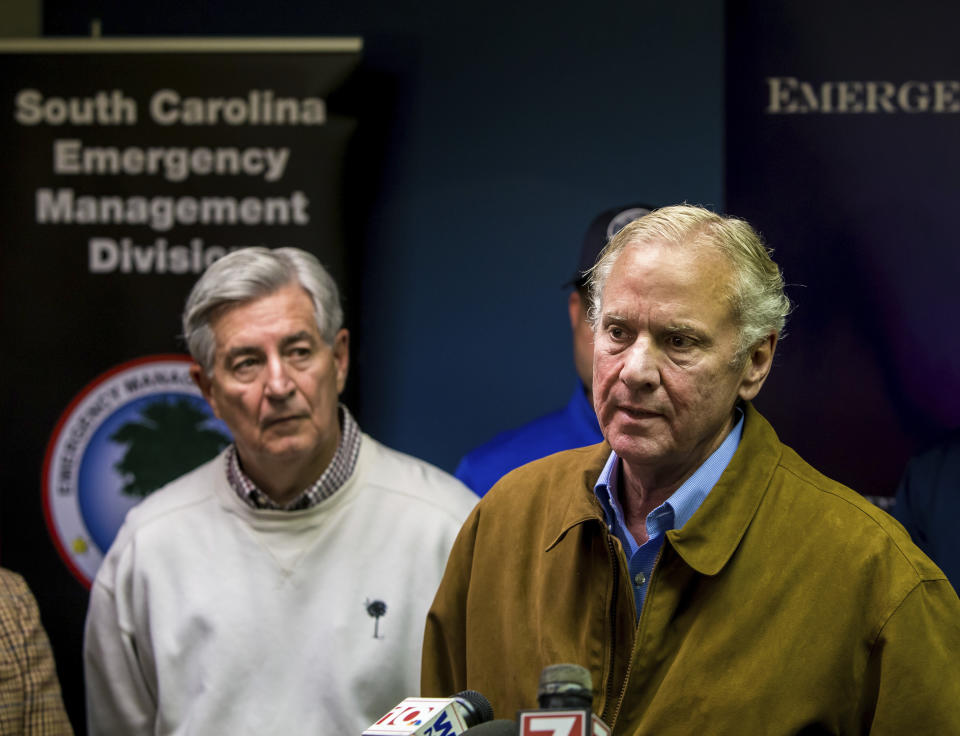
[366,599,387,639]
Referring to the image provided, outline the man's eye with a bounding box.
[608,326,626,340]
[667,334,694,349]
[288,347,313,360]
[232,358,259,374]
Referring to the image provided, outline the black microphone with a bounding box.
[451,690,495,727]
[537,664,593,710]
[517,664,611,736]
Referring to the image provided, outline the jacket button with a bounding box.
[634,572,646,586]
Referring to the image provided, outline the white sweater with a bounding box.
[84,435,477,735]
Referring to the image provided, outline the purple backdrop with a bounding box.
[726,1,960,498]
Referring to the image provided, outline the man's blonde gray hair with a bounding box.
[586,204,792,361]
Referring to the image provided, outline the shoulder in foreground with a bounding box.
[363,435,477,518]
[93,452,228,588]
[777,445,945,582]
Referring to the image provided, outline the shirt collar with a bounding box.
[594,406,745,542]
[545,403,784,579]
[226,403,362,511]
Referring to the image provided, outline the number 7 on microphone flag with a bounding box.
[518,709,611,736]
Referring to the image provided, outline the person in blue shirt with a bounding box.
[893,431,960,592]
[455,203,653,496]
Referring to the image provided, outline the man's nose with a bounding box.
[620,338,661,390]
[263,355,295,398]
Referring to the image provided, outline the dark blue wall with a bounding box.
[31,3,723,730]
[42,0,724,473]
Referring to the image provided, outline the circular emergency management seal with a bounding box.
[42,355,232,588]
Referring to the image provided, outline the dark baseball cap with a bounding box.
[568,202,655,288]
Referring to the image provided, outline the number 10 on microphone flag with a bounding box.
[363,697,468,735]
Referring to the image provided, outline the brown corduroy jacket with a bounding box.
[422,403,960,734]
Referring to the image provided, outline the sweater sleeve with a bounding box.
[421,507,480,698]
[83,564,157,736]
[866,577,960,733]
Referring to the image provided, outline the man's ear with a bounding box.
[568,290,584,332]
[738,333,777,401]
[333,329,350,394]
[190,363,219,415]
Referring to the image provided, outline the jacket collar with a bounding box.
[545,443,612,552]
[546,402,782,576]
[664,403,782,575]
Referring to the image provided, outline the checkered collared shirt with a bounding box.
[225,404,362,511]
[0,569,74,735]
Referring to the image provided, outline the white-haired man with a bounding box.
[84,247,477,735]
[422,205,960,733]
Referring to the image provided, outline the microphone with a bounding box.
[517,664,611,736]
[363,690,494,735]
[537,664,593,710]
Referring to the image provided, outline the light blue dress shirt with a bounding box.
[594,409,745,614]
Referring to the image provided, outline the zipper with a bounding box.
[604,541,664,731]
[602,535,631,728]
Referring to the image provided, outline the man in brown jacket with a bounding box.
[422,205,960,734]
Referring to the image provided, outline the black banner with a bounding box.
[0,37,362,728]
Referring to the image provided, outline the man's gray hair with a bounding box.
[183,247,343,374]
[587,204,792,360]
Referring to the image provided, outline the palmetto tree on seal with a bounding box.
[110,397,230,498]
